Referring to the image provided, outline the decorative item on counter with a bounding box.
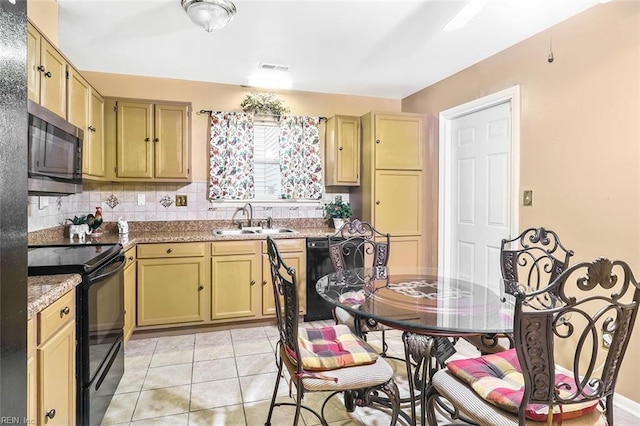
[323,198,352,229]
[240,91,290,116]
[66,215,92,241]
[86,206,104,237]
[117,216,129,234]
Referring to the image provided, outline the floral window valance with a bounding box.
[208,112,255,200]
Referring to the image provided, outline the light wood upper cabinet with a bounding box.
[27,22,67,119]
[325,115,360,186]
[374,114,423,170]
[115,100,191,181]
[85,89,106,178]
[67,67,90,130]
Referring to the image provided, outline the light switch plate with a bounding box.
[523,190,533,206]
[176,195,188,207]
[137,194,145,206]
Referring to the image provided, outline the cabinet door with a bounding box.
[211,254,260,320]
[137,257,206,326]
[27,23,41,103]
[374,114,423,170]
[385,236,423,271]
[374,170,423,236]
[154,103,190,179]
[116,101,154,178]
[123,261,136,343]
[85,89,105,177]
[67,67,90,130]
[27,355,36,425]
[326,115,360,186]
[39,38,67,119]
[37,320,75,426]
[262,251,307,317]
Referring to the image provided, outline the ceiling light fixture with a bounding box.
[181,0,237,32]
[443,0,488,32]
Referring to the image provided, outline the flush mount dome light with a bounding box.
[181,0,237,32]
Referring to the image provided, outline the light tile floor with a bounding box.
[101,323,638,426]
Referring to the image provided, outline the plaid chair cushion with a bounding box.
[289,324,378,371]
[446,348,598,422]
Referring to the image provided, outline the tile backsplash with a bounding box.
[27,181,349,232]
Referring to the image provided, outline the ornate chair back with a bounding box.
[513,257,640,425]
[501,227,574,296]
[266,236,302,373]
[327,218,390,273]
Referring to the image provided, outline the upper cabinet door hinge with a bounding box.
[113,104,118,112]
[65,70,69,80]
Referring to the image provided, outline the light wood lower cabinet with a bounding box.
[261,239,306,317]
[27,318,36,425]
[35,290,75,425]
[211,241,261,321]
[385,236,424,273]
[137,243,207,327]
[123,246,136,342]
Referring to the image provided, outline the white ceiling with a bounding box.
[57,0,602,99]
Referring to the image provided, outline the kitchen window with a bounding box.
[253,122,282,200]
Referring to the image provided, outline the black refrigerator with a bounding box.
[0,0,29,423]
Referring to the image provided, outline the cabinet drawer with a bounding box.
[261,238,304,254]
[138,242,205,258]
[211,241,260,256]
[37,290,74,345]
[124,247,136,268]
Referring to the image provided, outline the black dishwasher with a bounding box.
[305,237,363,322]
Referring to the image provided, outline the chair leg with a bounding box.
[379,379,401,426]
[293,385,304,426]
[381,329,388,356]
[265,357,283,426]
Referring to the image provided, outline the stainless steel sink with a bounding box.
[254,228,297,234]
[213,229,257,236]
[213,228,297,236]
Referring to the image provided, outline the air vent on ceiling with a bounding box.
[259,62,290,72]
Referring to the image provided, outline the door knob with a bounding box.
[376,201,380,205]
[44,71,52,78]
[250,280,256,286]
[198,285,204,291]
[153,138,159,142]
[262,280,267,286]
[37,65,45,72]
[145,137,150,142]
[45,409,56,419]
[166,248,173,254]
[339,147,344,151]
[375,139,381,144]
[61,306,70,316]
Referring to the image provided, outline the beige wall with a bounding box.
[27,0,59,45]
[82,71,401,181]
[402,2,640,403]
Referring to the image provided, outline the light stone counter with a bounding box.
[27,223,336,318]
[28,274,81,319]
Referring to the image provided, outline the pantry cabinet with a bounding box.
[27,22,67,119]
[114,100,191,181]
[123,247,136,342]
[325,115,360,186]
[356,111,425,269]
[137,243,207,327]
[36,290,75,425]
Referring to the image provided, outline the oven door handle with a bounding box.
[88,253,126,283]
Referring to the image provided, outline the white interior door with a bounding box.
[439,87,520,298]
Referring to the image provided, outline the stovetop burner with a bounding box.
[28,244,123,276]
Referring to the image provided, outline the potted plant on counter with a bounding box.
[324,199,352,229]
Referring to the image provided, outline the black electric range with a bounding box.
[28,243,126,426]
[28,244,123,276]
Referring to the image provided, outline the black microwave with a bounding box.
[28,100,83,195]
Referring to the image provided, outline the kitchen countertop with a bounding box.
[27,225,336,319]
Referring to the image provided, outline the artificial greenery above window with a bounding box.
[240,91,290,116]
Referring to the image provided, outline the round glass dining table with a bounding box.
[316,266,515,337]
[316,266,516,426]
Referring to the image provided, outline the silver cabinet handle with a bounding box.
[61,306,70,316]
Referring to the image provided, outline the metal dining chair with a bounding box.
[327,218,393,354]
[264,237,400,426]
[427,257,640,425]
[466,226,575,354]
